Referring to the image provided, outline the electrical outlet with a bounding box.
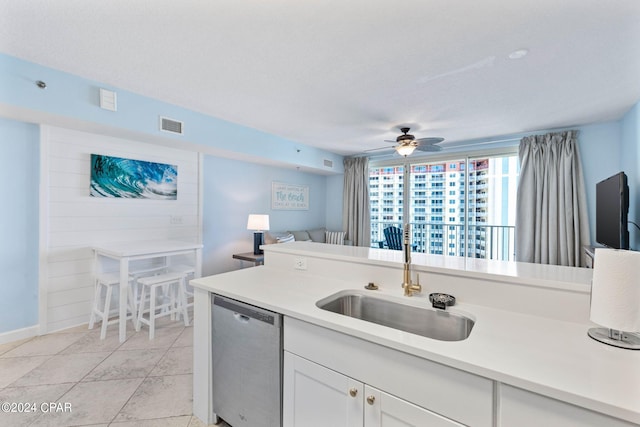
[294,257,307,270]
[170,215,183,225]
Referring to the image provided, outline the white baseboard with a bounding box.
[0,325,39,345]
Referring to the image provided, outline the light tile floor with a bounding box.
[0,314,230,427]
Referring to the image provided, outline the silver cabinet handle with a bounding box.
[366,395,375,405]
[349,388,358,397]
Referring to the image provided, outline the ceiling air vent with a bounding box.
[323,159,333,168]
[160,116,184,135]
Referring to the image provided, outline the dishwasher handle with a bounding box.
[233,312,250,323]
[213,294,278,326]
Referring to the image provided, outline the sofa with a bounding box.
[265,227,351,246]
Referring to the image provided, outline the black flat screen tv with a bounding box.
[595,171,629,249]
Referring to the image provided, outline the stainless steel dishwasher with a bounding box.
[211,294,282,427]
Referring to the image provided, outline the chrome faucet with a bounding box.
[402,224,422,297]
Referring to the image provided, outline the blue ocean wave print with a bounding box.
[90,154,178,199]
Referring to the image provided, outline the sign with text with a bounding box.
[271,182,309,210]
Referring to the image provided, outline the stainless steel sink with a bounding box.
[316,291,474,341]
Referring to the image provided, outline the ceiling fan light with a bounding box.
[395,144,416,157]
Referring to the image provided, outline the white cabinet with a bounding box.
[283,352,363,427]
[284,317,493,426]
[284,352,464,427]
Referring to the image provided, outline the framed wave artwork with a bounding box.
[90,154,178,200]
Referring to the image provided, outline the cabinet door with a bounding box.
[364,385,465,427]
[284,351,364,427]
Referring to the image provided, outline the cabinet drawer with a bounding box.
[499,385,638,427]
[285,317,493,427]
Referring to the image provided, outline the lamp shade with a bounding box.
[247,214,270,231]
[395,144,416,157]
[590,248,640,332]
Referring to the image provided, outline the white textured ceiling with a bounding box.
[1,0,639,156]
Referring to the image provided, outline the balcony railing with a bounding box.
[371,221,516,261]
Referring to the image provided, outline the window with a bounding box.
[369,154,519,261]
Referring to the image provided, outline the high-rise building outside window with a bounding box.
[369,153,519,261]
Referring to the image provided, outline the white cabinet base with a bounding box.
[284,317,493,426]
[285,352,466,427]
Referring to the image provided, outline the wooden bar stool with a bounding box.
[88,273,136,339]
[135,272,189,339]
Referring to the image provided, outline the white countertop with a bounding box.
[191,263,640,424]
[92,240,203,257]
[264,241,594,292]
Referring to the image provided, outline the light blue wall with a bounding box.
[0,53,343,174]
[202,155,330,275]
[0,118,39,334]
[574,121,623,244]
[325,174,345,231]
[573,103,640,250]
[621,102,640,250]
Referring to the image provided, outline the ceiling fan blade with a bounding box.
[415,144,443,152]
[415,137,444,145]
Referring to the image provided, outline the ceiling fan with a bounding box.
[368,127,445,157]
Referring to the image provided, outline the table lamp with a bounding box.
[247,214,270,255]
[588,248,640,350]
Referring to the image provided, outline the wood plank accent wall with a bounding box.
[42,126,200,332]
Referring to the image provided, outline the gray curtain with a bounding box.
[515,130,590,266]
[343,157,371,247]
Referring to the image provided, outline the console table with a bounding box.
[232,252,264,267]
[93,240,203,342]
